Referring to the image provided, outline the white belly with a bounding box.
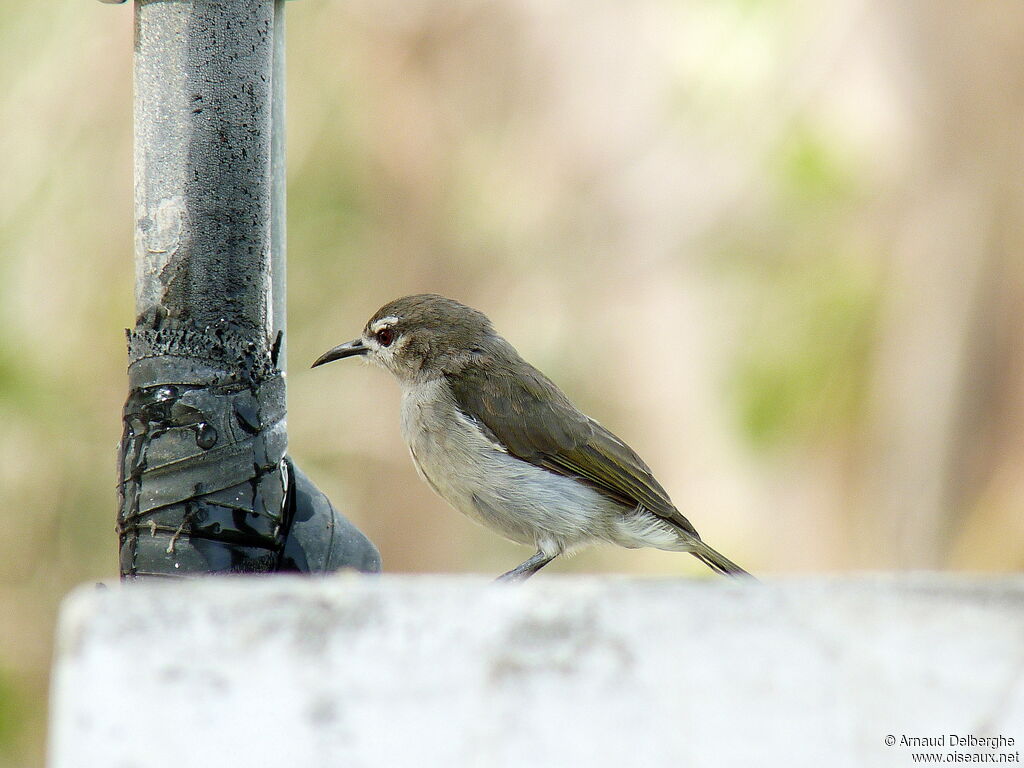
[398,379,625,556]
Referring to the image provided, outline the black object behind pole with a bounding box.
[117,0,380,577]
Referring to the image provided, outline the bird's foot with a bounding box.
[495,550,556,582]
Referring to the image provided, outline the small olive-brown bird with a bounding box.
[313,294,750,581]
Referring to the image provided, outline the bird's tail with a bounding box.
[689,539,753,579]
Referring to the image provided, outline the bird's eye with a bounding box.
[376,327,395,347]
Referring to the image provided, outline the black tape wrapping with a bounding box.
[118,324,290,576]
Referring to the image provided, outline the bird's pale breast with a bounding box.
[398,378,637,556]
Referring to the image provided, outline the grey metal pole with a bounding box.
[271,0,288,370]
[113,0,379,577]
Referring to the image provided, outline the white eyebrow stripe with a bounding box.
[370,316,399,333]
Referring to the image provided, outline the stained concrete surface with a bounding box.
[49,575,1024,767]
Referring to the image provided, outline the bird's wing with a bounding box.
[446,361,700,538]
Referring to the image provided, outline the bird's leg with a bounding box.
[495,551,556,583]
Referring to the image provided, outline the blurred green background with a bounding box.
[3,0,1024,764]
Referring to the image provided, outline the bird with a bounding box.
[312,294,750,582]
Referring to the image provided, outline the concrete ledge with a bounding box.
[49,576,1024,767]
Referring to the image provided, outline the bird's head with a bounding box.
[311,294,496,384]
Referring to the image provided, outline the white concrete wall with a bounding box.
[49,576,1024,767]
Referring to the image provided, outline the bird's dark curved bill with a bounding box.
[311,339,368,368]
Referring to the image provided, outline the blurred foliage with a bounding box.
[726,122,878,449]
[3,1,1024,766]
[776,123,860,203]
[730,255,878,450]
[0,667,25,752]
